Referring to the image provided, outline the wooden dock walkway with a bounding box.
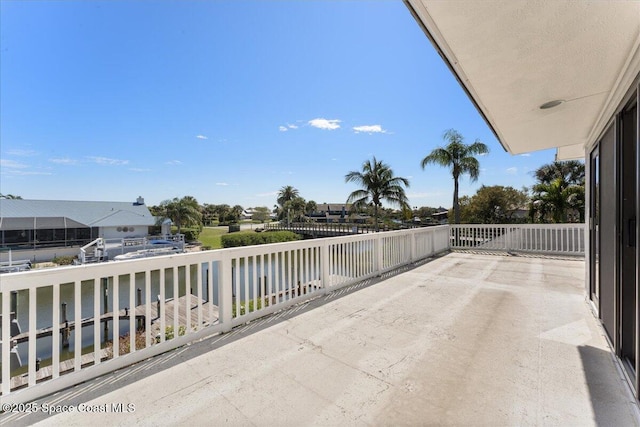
[10,294,219,344]
[7,295,219,391]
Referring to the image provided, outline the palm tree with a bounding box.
[420,129,489,224]
[161,196,203,233]
[529,160,585,223]
[345,157,410,231]
[531,178,584,223]
[534,160,585,186]
[277,186,299,207]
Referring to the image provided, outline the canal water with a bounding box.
[3,244,372,371]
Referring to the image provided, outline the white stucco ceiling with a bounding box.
[406,0,640,157]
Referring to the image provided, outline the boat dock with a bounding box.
[6,294,219,390]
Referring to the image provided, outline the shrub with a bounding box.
[52,255,76,265]
[181,228,200,242]
[221,231,301,248]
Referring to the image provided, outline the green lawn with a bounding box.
[198,227,229,249]
[198,227,267,249]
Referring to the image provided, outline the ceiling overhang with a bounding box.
[405,0,640,158]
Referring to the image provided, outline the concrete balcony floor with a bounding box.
[10,252,640,426]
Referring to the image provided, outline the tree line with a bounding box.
[342,128,584,226]
[147,128,585,231]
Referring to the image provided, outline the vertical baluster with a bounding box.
[240,257,247,311]
[52,283,60,378]
[286,250,292,299]
[275,252,281,303]
[159,269,165,343]
[269,252,281,304]
[128,274,135,353]
[145,271,152,344]
[347,241,351,278]
[357,241,362,278]
[2,290,10,395]
[207,262,214,324]
[75,280,82,370]
[184,266,191,333]
[251,256,257,311]
[231,260,238,316]
[173,268,179,340]
[263,252,274,305]
[93,279,100,365]
[336,243,341,286]
[196,263,202,326]
[302,248,308,293]
[113,276,119,357]
[28,287,37,386]
[293,249,299,297]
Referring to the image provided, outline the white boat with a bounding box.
[113,247,182,261]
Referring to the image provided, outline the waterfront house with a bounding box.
[0,196,155,262]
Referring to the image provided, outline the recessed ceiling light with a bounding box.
[539,100,564,110]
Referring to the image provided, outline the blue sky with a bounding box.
[1,1,556,209]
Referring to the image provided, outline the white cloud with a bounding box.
[2,170,52,176]
[520,153,531,157]
[49,157,78,165]
[0,159,28,169]
[196,135,208,140]
[331,158,338,161]
[0,158,52,176]
[506,167,518,175]
[129,168,151,172]
[165,160,183,166]
[309,118,341,130]
[257,191,279,197]
[216,182,229,186]
[87,156,129,166]
[352,124,387,134]
[6,149,37,156]
[279,123,299,132]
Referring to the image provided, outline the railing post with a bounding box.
[321,240,330,294]
[410,231,416,262]
[2,290,11,396]
[218,253,233,333]
[375,233,383,276]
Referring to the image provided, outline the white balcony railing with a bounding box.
[449,223,585,255]
[0,226,450,404]
[0,223,585,404]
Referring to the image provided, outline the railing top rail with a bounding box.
[0,226,451,291]
[450,223,585,229]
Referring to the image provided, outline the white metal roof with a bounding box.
[405,0,640,158]
[0,199,155,230]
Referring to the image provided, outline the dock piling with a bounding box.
[102,278,109,338]
[10,290,18,321]
[61,302,70,348]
